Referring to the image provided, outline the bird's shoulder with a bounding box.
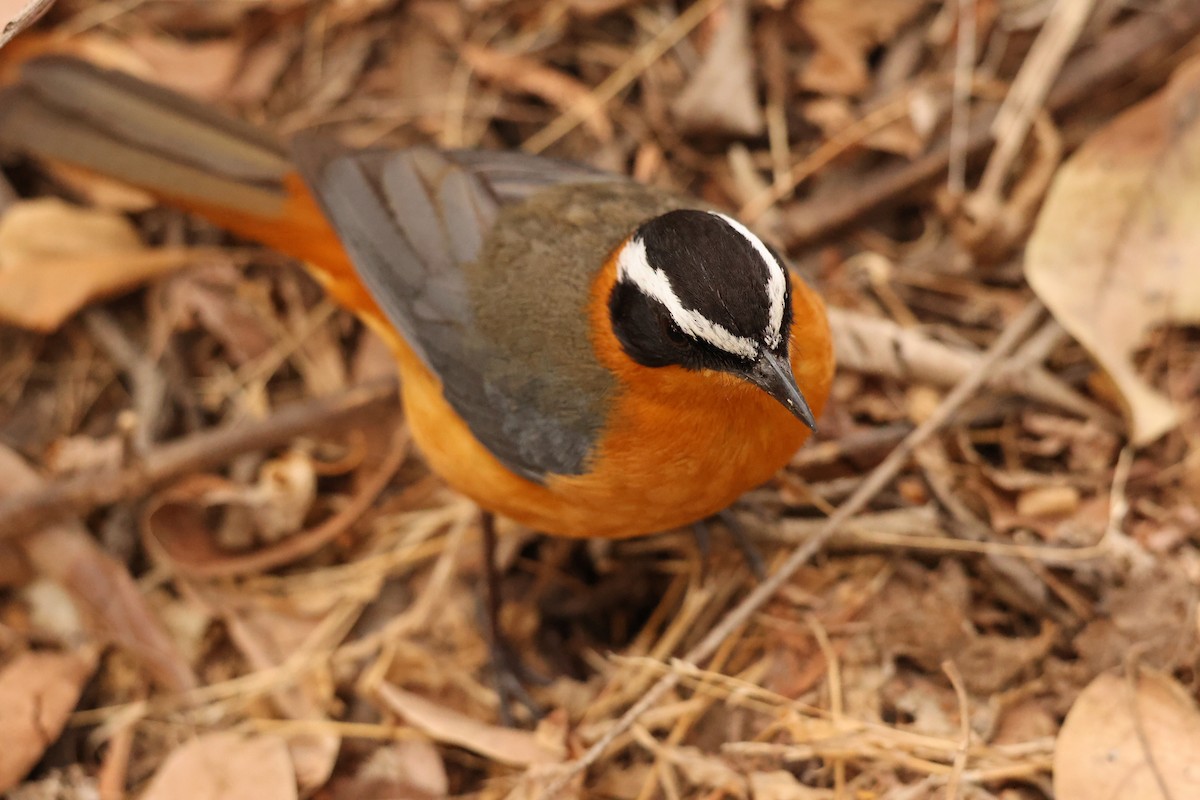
[292,140,697,481]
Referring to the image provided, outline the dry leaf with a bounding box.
[0,199,214,331]
[1054,669,1200,800]
[375,682,566,766]
[0,650,98,793]
[1073,564,1196,675]
[158,265,276,366]
[462,43,613,143]
[0,197,142,259]
[0,444,197,691]
[1026,55,1200,444]
[326,740,448,800]
[796,0,928,96]
[141,424,406,578]
[0,0,55,50]
[672,0,763,137]
[195,584,342,792]
[204,449,317,547]
[139,732,297,800]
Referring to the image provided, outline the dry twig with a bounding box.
[0,378,398,538]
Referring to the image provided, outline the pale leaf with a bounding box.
[673,0,763,137]
[0,650,98,793]
[1054,669,1200,800]
[1026,55,1200,444]
[0,198,214,331]
[140,732,297,800]
[375,682,565,767]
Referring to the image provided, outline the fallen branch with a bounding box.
[829,308,1115,424]
[0,378,399,539]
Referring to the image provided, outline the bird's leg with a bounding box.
[690,509,767,581]
[480,510,546,725]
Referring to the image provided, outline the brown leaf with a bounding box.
[139,732,297,800]
[796,0,928,96]
[0,650,98,793]
[326,740,448,800]
[868,560,971,671]
[672,0,763,137]
[193,584,342,792]
[374,682,566,767]
[463,43,613,143]
[1074,564,1196,675]
[1026,55,1200,444]
[0,199,217,331]
[1054,669,1200,800]
[157,265,276,366]
[141,425,407,578]
[0,445,197,691]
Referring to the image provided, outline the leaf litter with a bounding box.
[0,1,1198,798]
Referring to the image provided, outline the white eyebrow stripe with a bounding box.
[616,236,759,359]
[709,211,787,350]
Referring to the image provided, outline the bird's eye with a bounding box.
[659,313,688,346]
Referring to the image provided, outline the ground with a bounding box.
[0,1,1198,799]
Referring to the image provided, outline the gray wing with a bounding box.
[291,136,618,482]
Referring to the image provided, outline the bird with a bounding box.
[0,56,834,712]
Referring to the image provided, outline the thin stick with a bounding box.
[539,301,1047,796]
[522,0,724,154]
[0,377,399,538]
[947,0,976,197]
[943,660,970,800]
[975,0,1095,205]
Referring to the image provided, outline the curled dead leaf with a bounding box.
[1054,669,1200,800]
[141,426,407,578]
[1026,54,1200,444]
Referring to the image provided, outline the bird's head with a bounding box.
[608,209,816,430]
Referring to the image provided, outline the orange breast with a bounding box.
[362,247,834,539]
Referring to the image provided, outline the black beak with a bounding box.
[745,350,817,432]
